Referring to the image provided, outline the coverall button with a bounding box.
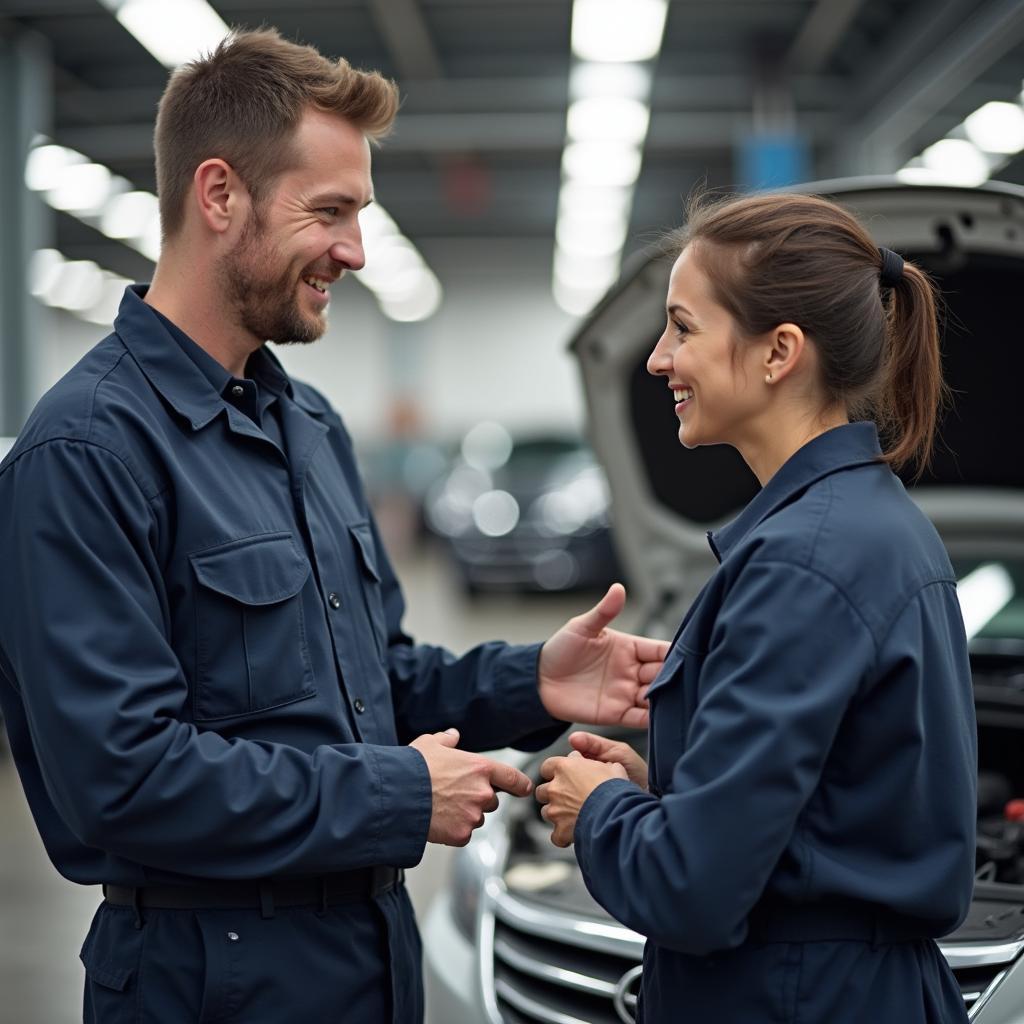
[353,699,366,714]
[230,385,244,397]
[328,592,341,609]
[227,932,240,942]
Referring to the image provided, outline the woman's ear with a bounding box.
[764,323,806,383]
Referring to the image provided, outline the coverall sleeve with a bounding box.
[371,517,568,752]
[573,559,875,954]
[0,440,432,878]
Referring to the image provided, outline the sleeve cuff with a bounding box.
[575,777,638,872]
[494,642,568,750]
[363,744,433,868]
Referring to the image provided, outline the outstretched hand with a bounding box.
[538,584,669,728]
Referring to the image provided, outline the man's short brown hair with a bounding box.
[154,28,399,239]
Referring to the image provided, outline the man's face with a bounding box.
[219,109,374,345]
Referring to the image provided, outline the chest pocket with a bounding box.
[348,521,387,662]
[647,642,705,795]
[189,533,315,721]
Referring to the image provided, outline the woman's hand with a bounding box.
[535,751,627,848]
[569,731,649,790]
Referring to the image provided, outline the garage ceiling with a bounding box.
[2,0,1024,284]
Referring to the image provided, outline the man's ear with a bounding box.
[764,322,806,383]
[192,158,248,235]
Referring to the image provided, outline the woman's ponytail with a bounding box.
[877,262,948,479]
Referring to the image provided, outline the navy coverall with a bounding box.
[574,423,977,1023]
[0,286,564,1022]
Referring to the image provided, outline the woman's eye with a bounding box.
[672,320,689,337]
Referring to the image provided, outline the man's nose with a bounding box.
[329,235,365,272]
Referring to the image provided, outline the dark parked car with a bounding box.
[423,179,1024,1024]
[425,423,621,593]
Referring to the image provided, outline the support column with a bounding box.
[0,27,52,436]
[736,43,810,190]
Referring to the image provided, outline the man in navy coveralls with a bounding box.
[0,29,667,1023]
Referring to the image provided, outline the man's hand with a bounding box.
[538,583,669,728]
[410,729,534,847]
[535,751,627,848]
[569,731,649,790]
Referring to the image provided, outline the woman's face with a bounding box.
[647,244,768,452]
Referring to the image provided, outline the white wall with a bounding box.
[29,238,587,444]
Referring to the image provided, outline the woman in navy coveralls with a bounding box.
[536,192,977,1023]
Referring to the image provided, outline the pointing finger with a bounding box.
[569,731,612,758]
[488,759,533,797]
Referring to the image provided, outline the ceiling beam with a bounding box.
[56,108,840,164]
[367,0,443,80]
[837,0,1024,171]
[785,0,867,74]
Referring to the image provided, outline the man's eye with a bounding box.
[319,207,339,217]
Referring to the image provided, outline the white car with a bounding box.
[424,179,1024,1024]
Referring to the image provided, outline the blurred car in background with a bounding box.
[425,422,621,593]
[423,179,1024,1024]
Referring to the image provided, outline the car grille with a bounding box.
[489,891,644,1024]
[488,890,1020,1024]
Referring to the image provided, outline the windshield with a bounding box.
[955,558,1024,645]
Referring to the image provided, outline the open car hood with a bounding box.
[569,179,1024,636]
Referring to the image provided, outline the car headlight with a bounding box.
[449,845,485,942]
[449,828,505,941]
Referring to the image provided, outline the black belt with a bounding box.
[103,867,403,917]
[746,898,931,946]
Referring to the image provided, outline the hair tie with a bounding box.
[878,247,904,288]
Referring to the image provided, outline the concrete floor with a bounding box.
[0,541,617,1023]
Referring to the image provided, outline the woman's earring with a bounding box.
[765,373,773,384]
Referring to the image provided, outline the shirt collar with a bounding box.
[113,285,297,428]
[708,422,884,562]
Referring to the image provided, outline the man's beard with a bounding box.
[219,210,327,346]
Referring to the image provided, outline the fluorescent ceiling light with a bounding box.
[567,97,650,144]
[957,563,1014,641]
[379,273,442,322]
[52,260,105,312]
[82,278,133,326]
[558,182,633,223]
[964,101,1024,154]
[101,191,160,240]
[28,249,65,299]
[30,248,131,326]
[556,213,629,255]
[24,144,85,192]
[553,277,603,317]
[562,142,642,187]
[553,248,620,290]
[571,0,669,63]
[570,61,652,102]
[920,139,990,186]
[100,0,230,69]
[47,163,119,215]
[137,216,163,262]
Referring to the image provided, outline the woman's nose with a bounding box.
[647,332,672,377]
